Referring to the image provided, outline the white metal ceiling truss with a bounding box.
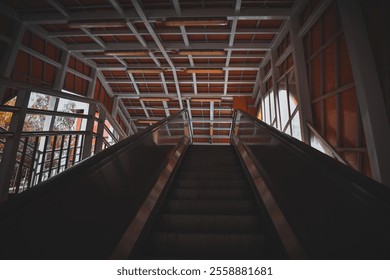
[0,0,297,143]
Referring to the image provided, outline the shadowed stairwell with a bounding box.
[135,145,283,259]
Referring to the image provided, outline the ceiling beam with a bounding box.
[133,117,232,123]
[80,27,106,48]
[139,100,150,118]
[114,92,253,98]
[20,8,291,24]
[127,73,141,95]
[48,28,280,38]
[84,54,266,60]
[162,100,170,117]
[108,0,126,16]
[105,79,256,84]
[172,0,190,47]
[126,106,232,111]
[45,0,70,17]
[96,63,262,70]
[131,0,183,109]
[66,42,271,52]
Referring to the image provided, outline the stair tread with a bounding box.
[163,199,258,214]
[170,188,252,200]
[136,145,279,260]
[140,232,270,259]
[175,179,248,189]
[154,214,263,233]
[179,166,242,172]
[176,172,244,180]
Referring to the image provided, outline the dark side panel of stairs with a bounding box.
[136,145,282,259]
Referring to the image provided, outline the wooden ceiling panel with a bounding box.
[70,37,95,43]
[187,34,206,41]
[253,34,275,41]
[237,20,259,28]
[206,34,229,41]
[160,35,183,41]
[172,58,190,64]
[259,20,283,29]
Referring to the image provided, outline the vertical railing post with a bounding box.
[270,48,281,129]
[0,89,31,202]
[94,106,106,154]
[82,103,97,159]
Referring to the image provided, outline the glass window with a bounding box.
[261,98,266,123]
[269,91,274,125]
[285,124,291,136]
[310,135,326,153]
[264,95,271,125]
[278,89,289,130]
[289,93,298,112]
[291,112,302,140]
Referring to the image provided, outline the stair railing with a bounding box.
[0,108,191,259]
[0,78,126,202]
[231,109,390,259]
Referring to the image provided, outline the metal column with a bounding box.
[337,0,390,186]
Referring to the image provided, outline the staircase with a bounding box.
[136,145,282,259]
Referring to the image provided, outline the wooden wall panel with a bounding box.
[116,115,126,132]
[233,96,257,117]
[323,42,336,94]
[12,30,60,87]
[64,56,92,96]
[94,78,115,115]
[324,96,337,146]
[312,102,322,130]
[310,55,321,99]
[339,36,354,86]
[340,88,357,147]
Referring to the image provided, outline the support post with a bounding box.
[0,89,31,202]
[290,16,313,144]
[53,51,70,91]
[270,48,280,129]
[112,96,119,119]
[82,103,97,159]
[86,67,97,99]
[337,0,390,186]
[94,106,106,153]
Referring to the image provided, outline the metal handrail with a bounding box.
[4,109,191,196]
[231,109,390,202]
[0,107,192,258]
[306,122,348,165]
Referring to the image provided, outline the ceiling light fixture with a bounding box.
[178,50,226,56]
[186,69,224,74]
[140,98,171,102]
[137,120,159,124]
[162,18,228,27]
[68,21,126,28]
[127,68,163,74]
[105,51,149,56]
[191,98,221,102]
